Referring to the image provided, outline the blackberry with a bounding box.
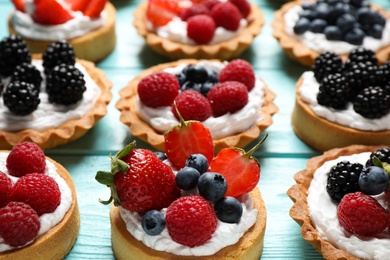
[345,61,378,99]
[0,35,31,77]
[366,148,390,166]
[0,82,3,96]
[376,61,390,87]
[316,73,349,109]
[353,86,390,119]
[3,81,40,115]
[42,40,75,74]
[344,47,378,70]
[312,52,343,83]
[46,64,86,105]
[11,63,42,91]
[326,160,363,202]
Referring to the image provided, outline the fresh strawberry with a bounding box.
[187,14,216,44]
[0,201,40,247]
[138,72,180,108]
[172,90,211,121]
[147,0,181,26]
[207,81,248,117]
[219,59,255,91]
[63,0,90,12]
[11,173,61,216]
[166,196,217,247]
[180,4,210,21]
[209,135,267,197]
[210,2,242,31]
[6,142,46,177]
[228,0,251,18]
[32,0,74,25]
[95,141,180,213]
[84,0,107,18]
[12,0,25,12]
[337,192,387,236]
[0,172,13,208]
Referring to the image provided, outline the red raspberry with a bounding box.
[207,81,249,117]
[187,14,216,44]
[0,171,12,208]
[219,59,255,91]
[228,0,251,18]
[211,2,242,31]
[0,201,40,247]
[337,192,387,236]
[180,4,210,21]
[138,72,180,108]
[11,173,61,216]
[6,142,46,177]
[172,90,212,121]
[166,196,217,247]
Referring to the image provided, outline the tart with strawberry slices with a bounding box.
[133,0,265,60]
[8,0,116,62]
[116,58,277,152]
[0,142,79,259]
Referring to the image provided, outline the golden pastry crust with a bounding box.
[0,156,80,260]
[115,59,277,152]
[0,55,112,150]
[110,187,266,260]
[272,1,390,66]
[287,144,387,260]
[291,76,390,152]
[133,2,265,60]
[8,2,116,62]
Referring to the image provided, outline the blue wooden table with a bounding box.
[1,0,389,258]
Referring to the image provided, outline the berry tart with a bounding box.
[133,0,265,60]
[8,0,116,62]
[96,118,267,259]
[0,36,112,149]
[288,145,390,259]
[0,142,80,259]
[292,48,390,151]
[116,59,277,152]
[272,0,390,66]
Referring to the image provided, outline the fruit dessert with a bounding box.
[272,0,390,66]
[0,36,112,149]
[0,141,80,259]
[292,47,390,151]
[96,115,267,259]
[116,58,277,152]
[288,145,390,259]
[8,0,116,62]
[133,0,265,60]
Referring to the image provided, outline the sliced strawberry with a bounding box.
[63,0,90,12]
[12,0,25,12]
[84,0,107,18]
[147,0,182,26]
[32,0,74,25]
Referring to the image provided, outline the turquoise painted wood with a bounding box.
[0,0,389,259]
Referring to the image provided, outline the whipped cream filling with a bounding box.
[299,71,390,131]
[284,5,390,54]
[136,61,265,140]
[308,152,390,260]
[0,152,72,252]
[0,59,102,132]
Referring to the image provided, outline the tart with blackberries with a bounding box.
[272,0,390,66]
[133,0,265,60]
[292,47,390,151]
[0,36,112,149]
[116,59,277,152]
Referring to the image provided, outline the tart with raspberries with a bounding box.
[116,59,277,152]
[272,0,390,66]
[292,48,390,151]
[0,142,80,259]
[133,0,265,60]
[288,145,390,259]
[8,0,116,62]
[96,117,267,259]
[0,36,112,149]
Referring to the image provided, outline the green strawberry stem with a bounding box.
[245,134,268,158]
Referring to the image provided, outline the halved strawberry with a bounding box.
[63,0,90,12]
[84,0,107,18]
[12,0,25,12]
[32,0,74,25]
[147,0,182,26]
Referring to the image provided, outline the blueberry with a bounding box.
[328,2,349,22]
[350,0,370,8]
[367,24,384,39]
[300,9,317,20]
[176,166,200,190]
[324,26,343,40]
[373,13,386,26]
[315,3,330,20]
[198,172,227,201]
[310,19,327,33]
[356,7,376,24]
[185,65,209,83]
[214,196,243,224]
[294,17,310,34]
[185,154,209,174]
[344,27,365,45]
[200,81,215,96]
[141,210,166,235]
[181,81,201,92]
[301,2,315,10]
[176,72,187,86]
[336,13,356,32]
[154,151,167,161]
[358,166,389,195]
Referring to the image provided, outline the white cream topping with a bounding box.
[299,71,390,131]
[0,59,101,132]
[135,61,265,139]
[284,5,390,54]
[0,152,72,252]
[308,152,390,260]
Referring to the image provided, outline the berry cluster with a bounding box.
[0,142,61,247]
[294,0,386,45]
[312,47,390,119]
